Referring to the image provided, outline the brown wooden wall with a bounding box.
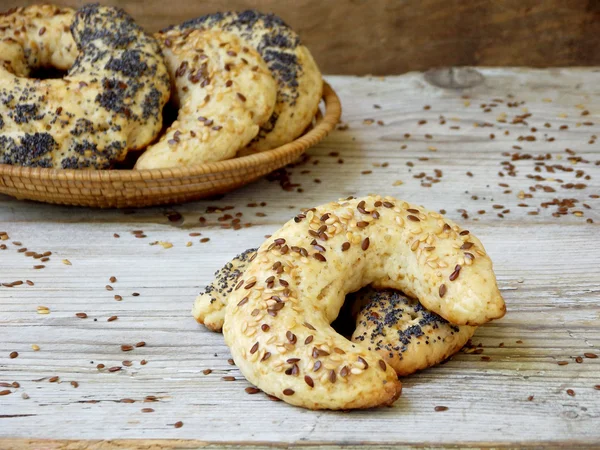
[5,0,600,74]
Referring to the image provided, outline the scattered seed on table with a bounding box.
[575,356,583,363]
[96,364,105,370]
[584,352,598,359]
[567,389,575,397]
[121,345,133,352]
[174,421,183,428]
[245,387,261,394]
[434,406,448,412]
[557,361,568,366]
[202,369,212,375]
[140,360,147,365]
[135,341,146,348]
[527,395,534,401]
[26,280,34,286]
[142,408,154,413]
[22,393,29,399]
[107,316,118,322]
[71,381,79,388]
[132,292,140,297]
[49,376,59,383]
[109,366,121,372]
[75,313,88,319]
[109,276,117,283]
[105,285,113,291]
[9,351,18,359]
[114,295,123,301]
[121,398,135,403]
[33,265,45,270]
[200,238,210,243]
[227,358,235,365]
[0,390,11,396]
[222,376,236,381]
[31,344,40,351]
[123,361,132,367]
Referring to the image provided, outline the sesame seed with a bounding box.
[434,406,448,412]
[378,360,387,371]
[283,389,295,396]
[135,341,146,348]
[584,353,598,359]
[75,312,88,319]
[107,316,118,322]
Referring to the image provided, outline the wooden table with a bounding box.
[1,68,599,449]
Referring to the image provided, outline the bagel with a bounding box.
[217,195,504,409]
[134,28,277,169]
[0,4,170,169]
[351,288,477,376]
[161,10,323,155]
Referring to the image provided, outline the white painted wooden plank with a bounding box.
[0,68,599,447]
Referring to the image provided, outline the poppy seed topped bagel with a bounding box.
[0,4,170,169]
[161,10,323,155]
[351,288,477,376]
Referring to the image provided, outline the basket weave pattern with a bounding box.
[0,83,341,208]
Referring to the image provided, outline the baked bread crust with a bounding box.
[135,29,277,169]
[352,288,477,376]
[162,10,323,154]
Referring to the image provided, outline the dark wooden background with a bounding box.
[5,0,600,74]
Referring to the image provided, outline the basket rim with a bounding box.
[0,82,341,183]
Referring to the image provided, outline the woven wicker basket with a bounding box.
[0,82,340,208]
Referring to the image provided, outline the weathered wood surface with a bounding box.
[1,68,599,448]
[4,0,600,75]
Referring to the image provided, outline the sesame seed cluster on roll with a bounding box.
[193,195,506,410]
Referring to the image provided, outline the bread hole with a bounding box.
[29,66,67,80]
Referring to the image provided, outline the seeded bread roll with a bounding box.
[135,29,277,169]
[218,195,505,409]
[161,10,323,155]
[351,288,476,376]
[0,4,170,169]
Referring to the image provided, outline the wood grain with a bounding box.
[0,68,599,448]
[2,0,600,74]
